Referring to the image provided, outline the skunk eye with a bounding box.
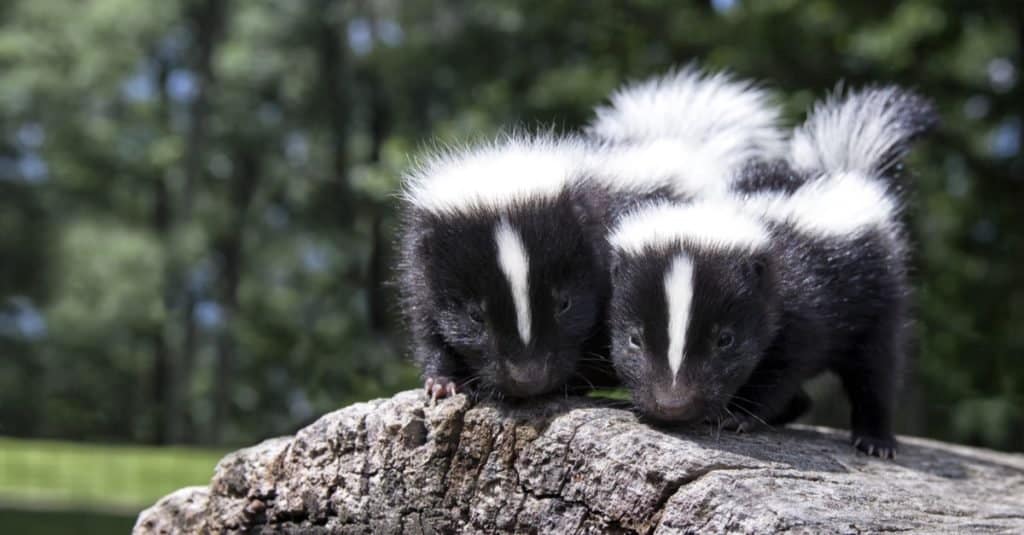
[557,294,572,315]
[467,303,484,325]
[627,329,643,350]
[716,330,735,349]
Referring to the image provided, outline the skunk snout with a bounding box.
[650,387,704,422]
[499,359,551,397]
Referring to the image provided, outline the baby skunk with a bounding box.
[585,65,789,204]
[607,86,936,458]
[396,135,615,401]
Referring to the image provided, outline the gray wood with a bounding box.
[135,391,1024,534]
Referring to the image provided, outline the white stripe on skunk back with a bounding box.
[587,66,786,167]
[401,135,586,214]
[741,171,900,239]
[789,86,935,177]
[610,199,770,255]
[584,138,733,199]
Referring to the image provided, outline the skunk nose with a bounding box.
[506,361,537,384]
[501,360,549,397]
[652,392,703,422]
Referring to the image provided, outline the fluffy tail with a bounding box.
[788,86,938,178]
[586,65,785,166]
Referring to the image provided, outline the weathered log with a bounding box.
[135,390,1024,534]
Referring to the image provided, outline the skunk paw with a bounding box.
[719,413,763,433]
[852,433,897,459]
[424,376,458,404]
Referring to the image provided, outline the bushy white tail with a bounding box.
[587,65,785,169]
[789,86,937,178]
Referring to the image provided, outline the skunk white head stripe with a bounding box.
[495,220,532,344]
[664,255,695,383]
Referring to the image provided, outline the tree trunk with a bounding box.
[316,0,354,228]
[136,391,1024,534]
[365,210,388,333]
[150,51,176,445]
[182,0,226,218]
[150,165,173,445]
[364,62,391,334]
[210,147,261,444]
[178,0,227,444]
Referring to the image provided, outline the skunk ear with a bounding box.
[744,254,772,291]
[750,259,766,279]
[609,252,624,279]
[570,182,603,229]
[415,227,435,258]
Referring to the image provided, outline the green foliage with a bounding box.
[0,0,1022,455]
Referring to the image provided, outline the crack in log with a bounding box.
[984,513,1024,520]
[438,399,468,490]
[512,462,639,533]
[646,463,762,533]
[353,413,371,499]
[555,420,588,497]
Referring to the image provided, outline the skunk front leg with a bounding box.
[412,325,461,403]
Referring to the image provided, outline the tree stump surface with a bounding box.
[134,390,1024,534]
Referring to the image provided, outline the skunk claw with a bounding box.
[424,376,457,405]
[720,414,754,433]
[852,433,897,459]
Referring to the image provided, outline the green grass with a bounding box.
[0,506,135,534]
[586,388,632,401]
[0,437,227,511]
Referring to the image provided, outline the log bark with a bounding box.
[135,390,1024,534]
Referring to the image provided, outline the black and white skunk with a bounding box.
[396,135,616,401]
[606,86,937,458]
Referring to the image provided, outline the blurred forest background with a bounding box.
[1,0,1023,529]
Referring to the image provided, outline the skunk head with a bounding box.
[402,135,608,398]
[608,201,781,423]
